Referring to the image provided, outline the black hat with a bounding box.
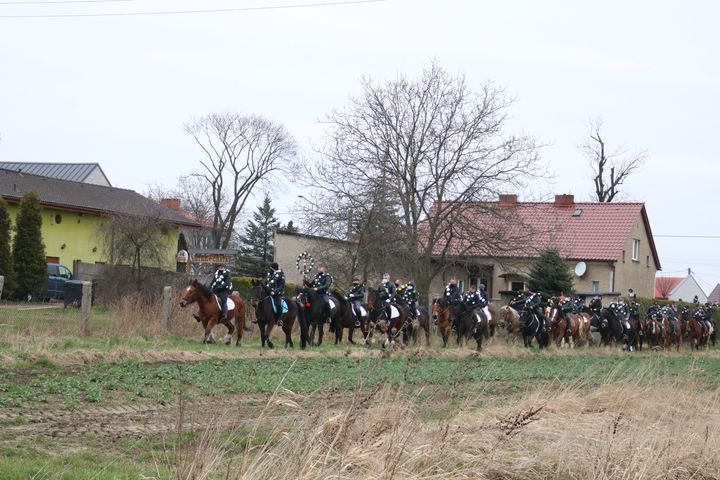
[270,262,279,270]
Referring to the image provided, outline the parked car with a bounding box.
[47,263,73,299]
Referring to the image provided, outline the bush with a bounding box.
[627,296,720,321]
[231,276,298,302]
[12,192,47,299]
[0,198,15,298]
[527,249,575,297]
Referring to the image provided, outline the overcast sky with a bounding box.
[1,0,718,292]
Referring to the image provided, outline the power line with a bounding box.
[655,234,720,239]
[0,0,133,4]
[0,0,383,18]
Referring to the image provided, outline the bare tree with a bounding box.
[301,63,539,299]
[580,118,648,202]
[100,210,172,289]
[655,276,677,300]
[185,113,297,249]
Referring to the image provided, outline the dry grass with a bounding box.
[160,365,720,480]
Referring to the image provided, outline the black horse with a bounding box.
[296,287,335,347]
[328,291,368,345]
[249,282,296,349]
[520,307,550,348]
[592,304,635,351]
[456,306,491,351]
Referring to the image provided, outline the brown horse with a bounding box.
[431,298,454,347]
[366,288,410,348]
[329,291,368,345]
[409,306,432,347]
[180,280,246,345]
[547,297,589,348]
[497,305,521,342]
[683,309,709,350]
[662,314,682,351]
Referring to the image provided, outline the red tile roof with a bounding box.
[427,197,660,268]
[654,276,684,299]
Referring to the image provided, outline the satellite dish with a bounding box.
[574,261,587,277]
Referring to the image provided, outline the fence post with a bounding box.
[0,275,4,300]
[163,286,173,330]
[81,281,92,336]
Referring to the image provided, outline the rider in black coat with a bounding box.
[346,278,365,327]
[307,265,333,319]
[211,265,233,320]
[265,262,285,326]
[443,279,461,307]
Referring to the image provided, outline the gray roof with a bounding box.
[0,168,199,227]
[0,162,110,186]
[709,284,720,304]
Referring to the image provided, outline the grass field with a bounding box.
[1,300,719,479]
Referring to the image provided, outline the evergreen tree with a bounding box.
[236,195,279,277]
[12,192,47,300]
[282,220,299,233]
[527,249,575,297]
[0,197,16,297]
[176,232,189,272]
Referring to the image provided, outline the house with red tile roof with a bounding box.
[428,194,661,300]
[655,271,707,302]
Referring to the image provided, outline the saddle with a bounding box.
[215,296,236,312]
[271,298,289,314]
[351,304,367,317]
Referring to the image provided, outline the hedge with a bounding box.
[231,276,298,301]
[626,296,720,322]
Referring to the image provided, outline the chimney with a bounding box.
[554,194,574,208]
[160,198,181,211]
[498,194,518,207]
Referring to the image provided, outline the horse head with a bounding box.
[179,280,201,308]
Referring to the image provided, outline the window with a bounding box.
[632,239,640,261]
[54,214,62,224]
[622,250,626,263]
[458,280,465,292]
[58,265,72,279]
[511,281,525,292]
[646,255,650,268]
[592,281,600,293]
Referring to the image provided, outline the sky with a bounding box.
[1,0,719,292]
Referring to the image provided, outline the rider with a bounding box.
[588,295,602,314]
[443,279,461,307]
[265,262,286,327]
[378,273,397,320]
[525,290,547,333]
[400,280,419,320]
[346,277,365,327]
[210,264,233,320]
[307,265,333,321]
[463,284,482,311]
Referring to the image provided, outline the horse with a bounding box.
[497,305,521,343]
[328,291,368,345]
[593,305,634,351]
[548,297,583,348]
[520,306,549,348]
[366,288,410,348]
[296,287,334,347]
[683,308,709,350]
[408,306,431,347]
[431,297,455,348]
[455,305,491,351]
[662,313,682,352]
[249,282,296,349]
[644,313,663,349]
[179,279,246,345]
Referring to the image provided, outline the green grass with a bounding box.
[0,449,160,480]
[2,353,719,409]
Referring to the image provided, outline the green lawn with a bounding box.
[2,353,719,409]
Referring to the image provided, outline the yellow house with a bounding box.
[0,168,199,272]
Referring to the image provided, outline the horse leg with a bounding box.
[223,318,234,346]
[317,324,324,346]
[203,317,218,344]
[335,318,342,345]
[259,321,267,348]
[265,323,275,349]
